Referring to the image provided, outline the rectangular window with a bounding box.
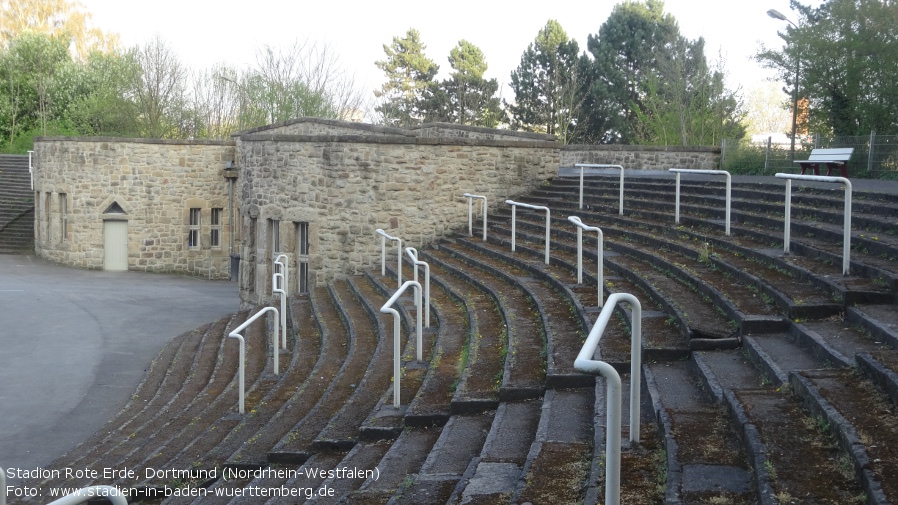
[296,222,310,294]
[269,219,280,256]
[248,217,257,294]
[188,208,201,249]
[59,193,67,243]
[210,208,222,248]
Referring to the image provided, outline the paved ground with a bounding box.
[0,254,239,483]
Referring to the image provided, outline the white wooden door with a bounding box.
[103,220,128,271]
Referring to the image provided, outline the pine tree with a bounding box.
[374,29,438,127]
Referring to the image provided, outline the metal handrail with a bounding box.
[272,272,287,350]
[380,280,423,408]
[376,229,403,288]
[776,173,853,275]
[573,292,642,505]
[669,169,732,236]
[274,254,289,293]
[463,193,488,241]
[405,247,431,327]
[574,163,624,214]
[228,306,280,413]
[505,200,551,264]
[28,150,34,191]
[274,254,289,342]
[568,216,604,307]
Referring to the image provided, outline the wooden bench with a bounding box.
[794,147,854,178]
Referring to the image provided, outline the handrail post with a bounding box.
[380,280,423,407]
[273,253,288,348]
[272,272,287,350]
[579,164,585,209]
[674,171,681,224]
[784,178,792,253]
[776,173,852,275]
[463,193,488,241]
[574,163,625,214]
[506,200,551,264]
[568,216,604,307]
[274,254,289,296]
[574,292,642,505]
[668,169,732,236]
[28,150,34,191]
[510,204,517,252]
[406,247,431,327]
[228,306,280,413]
[376,229,403,287]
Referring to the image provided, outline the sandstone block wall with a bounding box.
[33,138,236,277]
[238,117,412,137]
[562,144,720,170]
[237,131,559,304]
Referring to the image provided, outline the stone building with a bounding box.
[32,119,560,304]
[233,119,559,304]
[32,138,237,278]
[32,118,720,305]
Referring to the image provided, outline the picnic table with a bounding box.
[794,147,853,178]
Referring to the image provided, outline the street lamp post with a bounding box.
[768,9,800,161]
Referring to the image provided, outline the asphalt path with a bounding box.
[0,255,239,484]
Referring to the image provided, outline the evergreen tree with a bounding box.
[578,0,680,143]
[374,29,438,127]
[507,20,580,141]
[633,38,745,145]
[421,40,502,127]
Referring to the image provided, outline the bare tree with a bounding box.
[133,36,187,138]
[188,64,241,139]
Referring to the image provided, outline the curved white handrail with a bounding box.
[28,150,34,191]
[376,229,403,288]
[574,163,624,214]
[669,169,732,236]
[46,486,128,505]
[405,247,431,328]
[274,254,289,293]
[273,254,289,344]
[272,272,287,350]
[380,280,423,408]
[505,200,551,264]
[568,216,604,307]
[462,193,488,241]
[776,173,853,275]
[228,306,280,413]
[573,292,642,505]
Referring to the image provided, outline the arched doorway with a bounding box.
[103,202,128,271]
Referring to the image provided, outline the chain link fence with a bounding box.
[720,133,898,179]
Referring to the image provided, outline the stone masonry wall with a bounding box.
[237,117,412,138]
[33,138,236,277]
[237,132,559,304]
[410,123,554,141]
[562,144,720,170]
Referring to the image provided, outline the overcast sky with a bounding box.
[79,0,818,105]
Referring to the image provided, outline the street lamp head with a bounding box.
[767,9,788,21]
[767,8,798,27]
